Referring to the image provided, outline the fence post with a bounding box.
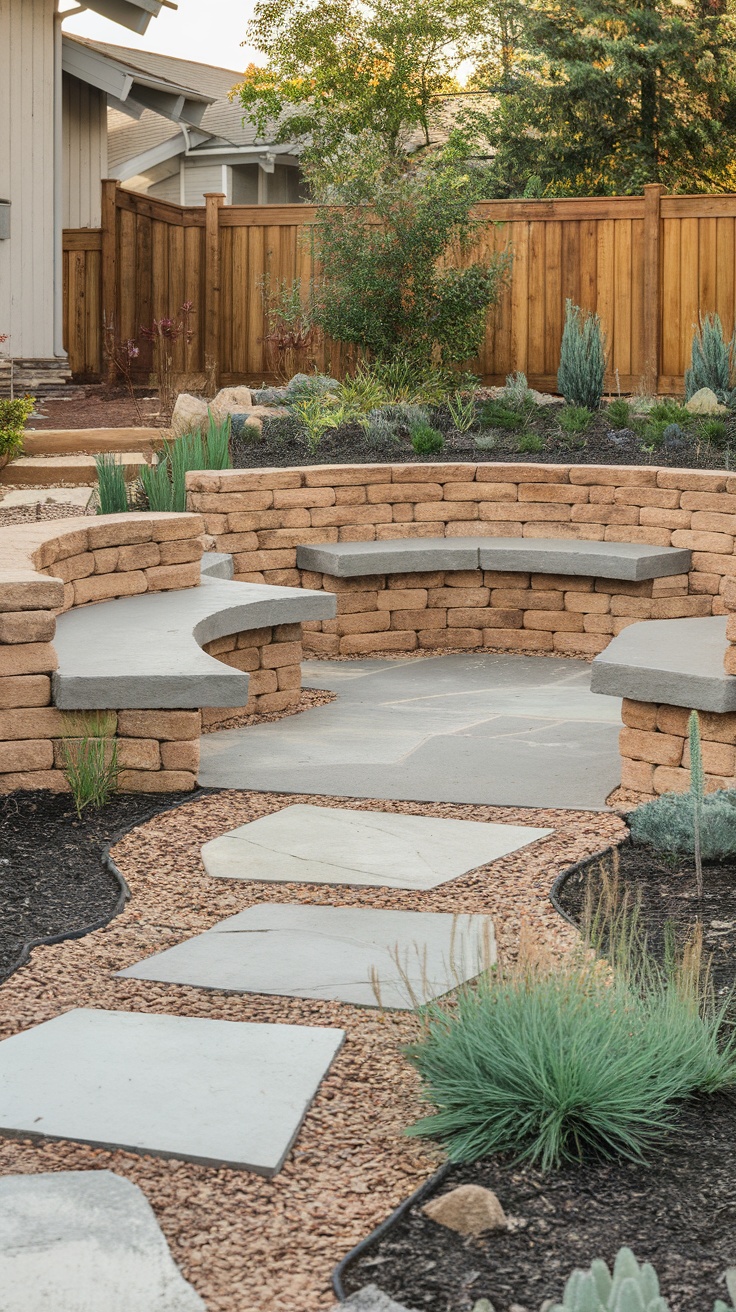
[100,179,119,383]
[203,192,224,394]
[643,183,665,396]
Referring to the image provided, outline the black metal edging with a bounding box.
[548,835,633,930]
[332,1160,453,1302]
[0,787,212,985]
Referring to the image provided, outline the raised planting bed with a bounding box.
[0,789,202,980]
[338,838,736,1312]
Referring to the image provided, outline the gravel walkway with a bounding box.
[0,790,625,1312]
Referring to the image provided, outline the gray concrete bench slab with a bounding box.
[200,551,234,580]
[52,576,336,710]
[297,536,691,581]
[591,615,736,712]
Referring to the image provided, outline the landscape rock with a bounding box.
[0,1170,205,1312]
[334,1285,419,1311]
[209,386,253,419]
[685,387,728,415]
[170,393,208,438]
[230,413,264,440]
[252,385,287,404]
[605,428,636,446]
[422,1184,508,1236]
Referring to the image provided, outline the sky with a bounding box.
[59,0,258,73]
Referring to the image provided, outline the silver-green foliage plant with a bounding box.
[629,711,736,865]
[557,299,606,410]
[504,370,534,410]
[685,313,736,404]
[546,1247,736,1312]
[95,453,131,515]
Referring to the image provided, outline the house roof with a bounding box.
[62,34,215,130]
[82,0,176,37]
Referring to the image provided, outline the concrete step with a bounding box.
[0,453,151,487]
[22,427,165,457]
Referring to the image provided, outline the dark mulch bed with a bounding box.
[233,405,736,469]
[343,839,736,1312]
[0,789,195,980]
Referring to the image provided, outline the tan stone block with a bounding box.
[93,548,120,574]
[0,739,54,773]
[215,534,261,556]
[596,578,652,596]
[194,469,300,492]
[449,518,524,535]
[603,526,672,546]
[476,462,569,483]
[588,486,617,503]
[145,562,200,592]
[623,699,658,729]
[334,590,380,615]
[392,464,475,483]
[671,529,734,554]
[415,502,479,522]
[222,496,277,519]
[652,765,691,794]
[611,616,641,635]
[638,508,691,530]
[620,727,684,767]
[482,609,523,629]
[327,574,386,591]
[524,610,584,632]
[569,466,658,486]
[682,737,736,776]
[650,595,712,619]
[583,614,614,634]
[367,482,442,503]
[234,571,265,584]
[271,622,301,641]
[610,596,653,618]
[0,674,51,708]
[0,643,57,676]
[447,608,492,627]
[446,571,484,586]
[335,486,367,505]
[335,612,391,636]
[277,665,302,690]
[299,570,324,590]
[206,633,243,656]
[160,739,200,771]
[0,611,55,644]
[73,571,147,606]
[724,645,736,675]
[203,514,229,534]
[257,528,338,549]
[303,631,340,656]
[482,628,554,651]
[690,511,736,533]
[491,588,563,610]
[263,569,302,586]
[692,552,736,577]
[246,667,279,694]
[554,632,608,654]
[376,589,428,611]
[0,576,64,613]
[523,521,604,540]
[340,630,418,653]
[621,758,655,793]
[388,572,443,588]
[680,491,736,513]
[393,609,446,630]
[338,527,377,543]
[51,552,96,584]
[452,482,518,502]
[252,689,301,714]
[311,505,392,527]
[721,577,736,610]
[160,538,203,567]
[417,628,482,649]
[150,515,205,541]
[118,769,196,792]
[117,542,161,572]
[0,769,68,793]
[483,571,531,588]
[532,574,594,591]
[428,587,489,608]
[0,707,65,739]
[571,504,640,525]
[229,509,311,531]
[273,487,336,508]
[658,471,728,493]
[233,550,296,573]
[390,506,413,525]
[115,738,161,771]
[713,596,727,615]
[614,487,681,508]
[219,648,261,673]
[518,483,588,503]
[517,503,574,522]
[88,519,153,549]
[376,522,447,539]
[650,574,689,595]
[565,592,610,613]
[697,710,736,743]
[261,640,302,669]
[117,710,200,740]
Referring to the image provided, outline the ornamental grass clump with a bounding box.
[406,920,736,1169]
[557,299,606,409]
[94,453,131,514]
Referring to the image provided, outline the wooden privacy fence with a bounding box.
[62,179,736,394]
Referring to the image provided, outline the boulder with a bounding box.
[231,413,264,440]
[333,1286,418,1311]
[685,387,728,415]
[0,1170,205,1312]
[252,385,288,405]
[209,386,253,420]
[422,1184,508,1236]
[170,393,208,438]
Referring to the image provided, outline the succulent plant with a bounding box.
[543,1248,736,1312]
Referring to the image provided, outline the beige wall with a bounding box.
[0,0,56,359]
[63,72,107,228]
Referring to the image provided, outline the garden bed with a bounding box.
[0,789,196,980]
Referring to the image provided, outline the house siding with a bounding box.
[63,72,107,228]
[0,0,56,359]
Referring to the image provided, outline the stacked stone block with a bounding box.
[202,622,303,723]
[619,699,736,796]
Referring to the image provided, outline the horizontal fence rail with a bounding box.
[61,180,736,393]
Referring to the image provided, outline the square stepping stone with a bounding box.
[118,904,496,1010]
[200,804,552,889]
[0,1010,344,1176]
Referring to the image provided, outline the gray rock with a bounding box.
[335,1286,419,1312]
[286,372,340,396]
[252,386,288,405]
[0,1170,205,1311]
[605,427,636,445]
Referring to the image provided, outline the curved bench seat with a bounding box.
[590,615,735,713]
[297,536,692,581]
[52,576,336,710]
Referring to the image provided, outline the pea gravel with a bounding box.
[0,789,626,1312]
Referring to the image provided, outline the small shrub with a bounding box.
[474,433,497,450]
[338,366,388,414]
[630,781,736,861]
[607,398,631,429]
[702,417,728,444]
[558,404,593,435]
[479,400,525,431]
[405,929,736,1168]
[0,394,34,462]
[503,370,535,411]
[649,399,693,427]
[95,454,131,515]
[61,716,120,817]
[410,422,445,455]
[447,391,477,432]
[557,299,606,409]
[685,312,736,404]
[290,394,344,453]
[546,1247,736,1312]
[517,431,544,453]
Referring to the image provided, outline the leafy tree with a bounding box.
[466,0,736,196]
[235,0,472,168]
[311,140,511,365]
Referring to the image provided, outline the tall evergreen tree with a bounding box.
[468,0,736,195]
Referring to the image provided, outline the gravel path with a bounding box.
[0,790,625,1312]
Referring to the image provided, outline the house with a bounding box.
[0,0,219,392]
